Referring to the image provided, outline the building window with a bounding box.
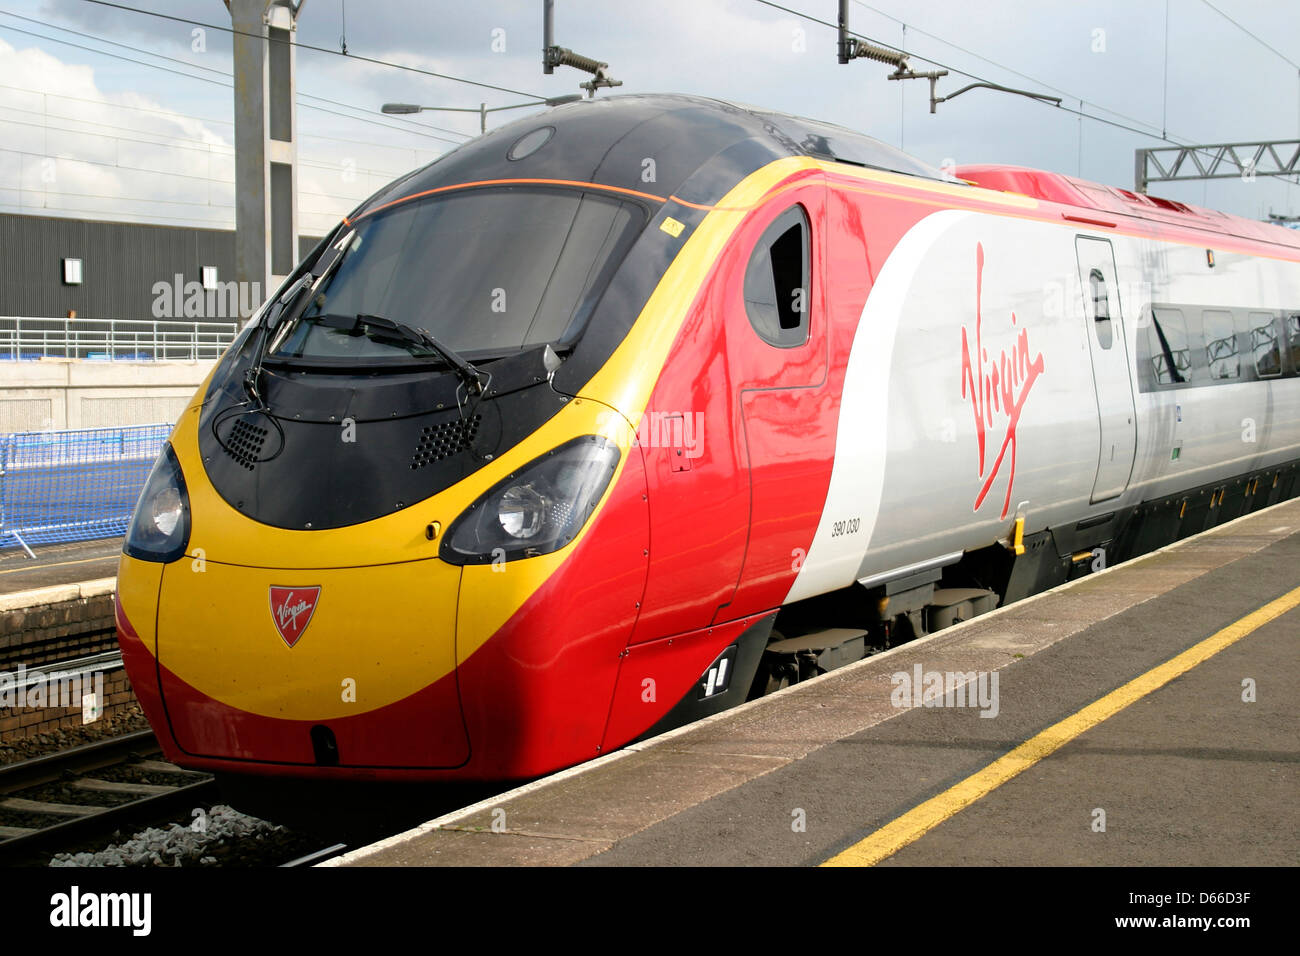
[742,205,811,349]
[201,266,219,290]
[62,258,83,285]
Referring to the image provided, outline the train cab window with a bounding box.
[1149,308,1189,385]
[1249,312,1283,378]
[1088,268,1113,349]
[1288,314,1300,369]
[269,187,646,363]
[743,205,810,348]
[1203,309,1239,380]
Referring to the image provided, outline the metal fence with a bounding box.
[0,424,170,557]
[0,317,236,361]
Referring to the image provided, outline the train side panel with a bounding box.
[791,209,1101,598]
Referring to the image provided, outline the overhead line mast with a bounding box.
[226,0,303,323]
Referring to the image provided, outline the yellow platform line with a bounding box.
[822,584,1300,867]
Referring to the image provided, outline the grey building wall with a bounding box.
[0,213,323,321]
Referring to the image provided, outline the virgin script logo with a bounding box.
[269,586,321,648]
[959,243,1046,520]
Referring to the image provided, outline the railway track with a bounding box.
[0,729,217,865]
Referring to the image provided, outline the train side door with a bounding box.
[1075,236,1137,502]
[726,184,832,616]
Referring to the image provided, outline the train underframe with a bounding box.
[666,459,1300,728]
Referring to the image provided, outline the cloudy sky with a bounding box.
[1,0,1297,235]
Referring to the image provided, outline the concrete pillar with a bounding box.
[227,0,301,322]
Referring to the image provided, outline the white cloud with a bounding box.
[0,34,235,225]
[5,0,1299,228]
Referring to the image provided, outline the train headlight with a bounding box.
[441,435,620,564]
[498,485,546,539]
[124,442,191,563]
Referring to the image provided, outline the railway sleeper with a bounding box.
[72,778,177,796]
[1,797,104,817]
[131,759,199,775]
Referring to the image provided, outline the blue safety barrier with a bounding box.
[0,424,170,557]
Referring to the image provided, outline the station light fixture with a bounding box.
[381,95,582,133]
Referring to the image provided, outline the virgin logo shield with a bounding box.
[269,586,321,648]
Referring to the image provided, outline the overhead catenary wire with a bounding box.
[0,136,415,191]
[0,199,234,225]
[754,0,1298,201]
[851,0,1195,143]
[0,80,232,127]
[0,184,234,210]
[0,26,466,144]
[1198,0,1300,150]
[753,0,1254,156]
[0,108,442,183]
[80,0,548,100]
[1198,0,1300,71]
[0,86,447,155]
[7,1,1293,211]
[1,143,225,185]
[0,11,472,142]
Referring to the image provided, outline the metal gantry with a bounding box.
[1135,140,1300,193]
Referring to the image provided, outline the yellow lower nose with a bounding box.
[156,557,461,720]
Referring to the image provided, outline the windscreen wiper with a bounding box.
[354,313,491,404]
[243,228,356,406]
[210,228,355,463]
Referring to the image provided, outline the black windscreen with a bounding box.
[272,187,645,361]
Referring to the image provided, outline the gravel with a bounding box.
[0,707,152,765]
[48,804,321,867]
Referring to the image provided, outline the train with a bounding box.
[116,93,1300,788]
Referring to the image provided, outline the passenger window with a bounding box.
[1289,314,1300,367]
[1250,312,1282,378]
[1203,310,1238,380]
[1150,308,1189,385]
[1088,269,1113,349]
[743,205,810,348]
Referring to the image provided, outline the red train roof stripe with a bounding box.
[954,163,1300,254]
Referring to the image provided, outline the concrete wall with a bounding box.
[0,358,213,431]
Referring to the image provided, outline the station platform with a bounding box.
[330,499,1300,868]
[0,538,121,600]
